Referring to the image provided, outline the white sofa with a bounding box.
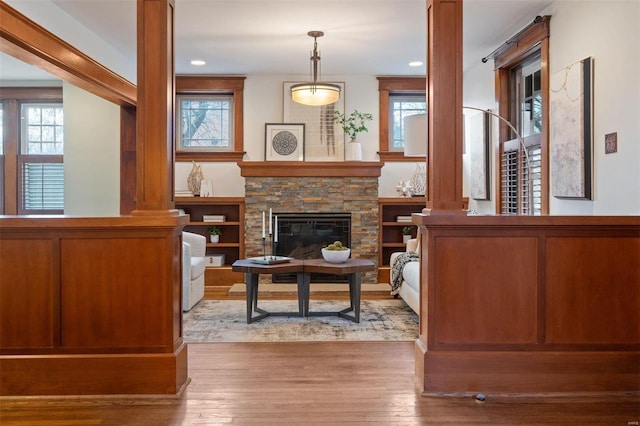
[182,231,206,312]
[389,238,420,315]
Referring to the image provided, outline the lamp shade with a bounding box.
[403,113,427,157]
[290,83,341,106]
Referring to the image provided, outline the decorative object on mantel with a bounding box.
[265,123,305,161]
[290,31,341,107]
[395,180,414,197]
[409,163,427,196]
[333,110,373,161]
[187,161,204,196]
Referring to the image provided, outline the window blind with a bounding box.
[21,160,64,213]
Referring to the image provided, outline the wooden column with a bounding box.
[134,0,177,215]
[424,0,465,215]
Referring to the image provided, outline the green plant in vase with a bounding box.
[402,226,413,243]
[333,110,373,161]
[208,226,221,243]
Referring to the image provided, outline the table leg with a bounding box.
[349,272,362,323]
[299,272,311,317]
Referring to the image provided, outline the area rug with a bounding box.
[183,299,418,342]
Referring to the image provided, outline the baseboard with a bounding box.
[228,282,390,296]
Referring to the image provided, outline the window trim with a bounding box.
[0,87,63,215]
[377,76,426,162]
[175,76,245,162]
[494,16,550,215]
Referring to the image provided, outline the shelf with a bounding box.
[176,197,245,285]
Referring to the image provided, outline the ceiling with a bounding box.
[1,0,553,81]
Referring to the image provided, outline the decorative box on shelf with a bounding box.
[205,254,225,267]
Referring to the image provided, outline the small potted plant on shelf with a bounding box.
[402,226,413,243]
[208,226,221,243]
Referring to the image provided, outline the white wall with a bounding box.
[5,0,135,83]
[63,83,120,216]
[463,0,640,215]
[546,0,640,215]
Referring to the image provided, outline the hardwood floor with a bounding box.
[1,342,638,425]
[2,288,637,424]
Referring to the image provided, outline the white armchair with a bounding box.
[182,231,206,312]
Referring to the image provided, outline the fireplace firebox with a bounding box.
[274,212,351,283]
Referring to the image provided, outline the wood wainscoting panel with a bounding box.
[546,236,640,344]
[60,237,170,350]
[431,236,539,345]
[0,239,56,350]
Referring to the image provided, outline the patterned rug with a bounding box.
[183,299,419,342]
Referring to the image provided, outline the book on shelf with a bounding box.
[175,190,193,197]
[396,216,412,222]
[203,214,226,222]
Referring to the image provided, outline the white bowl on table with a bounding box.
[321,248,351,263]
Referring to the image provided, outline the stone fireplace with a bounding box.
[241,163,381,284]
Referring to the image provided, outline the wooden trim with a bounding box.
[494,16,551,215]
[175,75,246,159]
[377,76,426,154]
[0,2,136,107]
[493,16,551,70]
[414,213,640,393]
[238,161,384,177]
[120,106,137,215]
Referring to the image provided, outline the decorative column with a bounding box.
[134,0,178,216]
[424,0,466,215]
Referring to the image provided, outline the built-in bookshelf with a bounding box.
[175,197,245,287]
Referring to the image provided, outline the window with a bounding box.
[377,77,426,162]
[19,102,64,213]
[389,95,426,152]
[493,16,550,215]
[0,88,64,215]
[177,94,233,151]
[175,76,246,162]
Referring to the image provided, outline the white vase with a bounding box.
[403,234,411,243]
[409,163,426,196]
[210,235,219,243]
[347,139,363,161]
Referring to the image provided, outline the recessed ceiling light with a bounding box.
[191,59,206,66]
[409,61,424,67]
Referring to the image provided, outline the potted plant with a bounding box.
[402,226,413,243]
[208,226,221,243]
[333,110,373,161]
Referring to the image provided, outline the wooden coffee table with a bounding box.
[232,258,375,324]
[231,259,305,324]
[300,259,376,323]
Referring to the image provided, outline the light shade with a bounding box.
[290,83,341,106]
[403,113,427,157]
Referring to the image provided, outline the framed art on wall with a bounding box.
[550,56,594,199]
[467,109,491,200]
[265,123,305,161]
[283,81,345,161]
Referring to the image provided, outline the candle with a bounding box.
[269,208,272,235]
[274,216,278,243]
[262,211,265,238]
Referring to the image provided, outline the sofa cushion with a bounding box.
[191,256,206,280]
[402,261,420,293]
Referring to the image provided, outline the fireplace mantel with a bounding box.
[238,161,384,177]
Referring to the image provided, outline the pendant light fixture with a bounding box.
[290,31,341,106]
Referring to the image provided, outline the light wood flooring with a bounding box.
[2,287,638,424]
[1,342,638,425]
